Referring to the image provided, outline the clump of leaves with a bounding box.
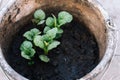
[34,28,60,62]
[23,28,41,41]
[20,9,73,63]
[45,11,73,38]
[20,41,35,60]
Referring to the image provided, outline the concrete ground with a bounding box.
[0,0,120,80]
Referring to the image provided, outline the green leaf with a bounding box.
[34,35,45,49]
[20,41,35,60]
[23,28,41,41]
[20,41,33,51]
[48,41,60,51]
[37,20,45,25]
[34,9,46,20]
[55,29,63,39]
[21,51,31,60]
[58,11,73,26]
[30,28,41,35]
[39,55,50,62]
[42,35,52,42]
[29,48,36,57]
[57,28,63,34]
[43,26,51,33]
[55,34,62,39]
[21,48,35,60]
[46,17,54,27]
[46,28,58,39]
[42,28,57,41]
[23,31,33,40]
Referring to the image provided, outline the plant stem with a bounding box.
[43,41,49,55]
[44,48,48,55]
[52,14,57,27]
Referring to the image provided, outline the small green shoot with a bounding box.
[32,9,46,25]
[20,41,35,60]
[58,11,73,27]
[20,9,73,63]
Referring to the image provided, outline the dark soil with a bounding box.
[6,17,99,80]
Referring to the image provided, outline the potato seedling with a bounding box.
[20,9,73,63]
[20,41,35,61]
[34,28,60,62]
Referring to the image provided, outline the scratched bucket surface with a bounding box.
[0,0,117,80]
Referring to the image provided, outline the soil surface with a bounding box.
[7,17,99,80]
